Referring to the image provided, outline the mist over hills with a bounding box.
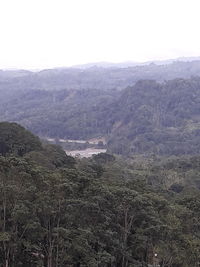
[71,56,200,69]
[1,58,200,156]
[1,59,200,265]
[1,58,200,93]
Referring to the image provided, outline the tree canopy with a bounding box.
[0,123,200,266]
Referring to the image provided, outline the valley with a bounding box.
[45,137,107,157]
[0,59,200,266]
[1,0,200,265]
[1,70,200,157]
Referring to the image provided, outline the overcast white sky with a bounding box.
[0,0,200,69]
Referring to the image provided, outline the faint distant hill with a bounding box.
[1,57,200,96]
[0,69,32,79]
[72,61,139,69]
[71,56,200,68]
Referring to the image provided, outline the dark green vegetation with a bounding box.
[0,88,118,139]
[1,72,200,156]
[1,122,200,266]
[0,122,42,156]
[107,78,200,156]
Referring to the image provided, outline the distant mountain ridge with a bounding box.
[71,56,200,69]
[1,58,200,95]
[2,56,200,71]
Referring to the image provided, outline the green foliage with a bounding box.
[0,122,42,156]
[108,78,200,156]
[0,122,200,266]
[0,88,117,140]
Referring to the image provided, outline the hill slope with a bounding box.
[107,78,200,155]
[1,77,200,156]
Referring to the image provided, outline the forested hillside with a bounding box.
[1,122,200,266]
[107,78,200,155]
[0,88,118,139]
[1,75,200,156]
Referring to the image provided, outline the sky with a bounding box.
[0,0,200,69]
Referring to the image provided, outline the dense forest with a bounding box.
[1,61,200,266]
[107,78,200,156]
[1,73,200,156]
[0,122,200,266]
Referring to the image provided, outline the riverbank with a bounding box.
[65,148,107,158]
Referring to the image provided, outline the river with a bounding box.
[65,148,107,158]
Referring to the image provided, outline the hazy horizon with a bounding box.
[2,56,200,71]
[1,0,200,69]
